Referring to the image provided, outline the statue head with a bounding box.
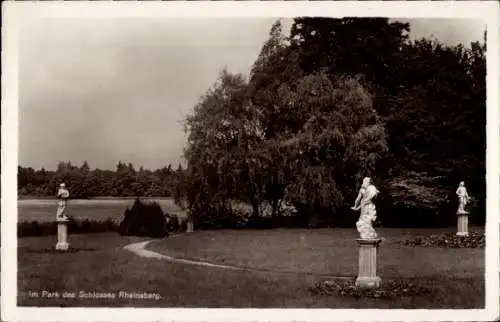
[459,181,465,187]
[361,177,371,188]
[60,183,66,188]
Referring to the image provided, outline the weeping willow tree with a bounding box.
[182,69,269,227]
[264,72,388,223]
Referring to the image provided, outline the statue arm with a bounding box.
[353,189,363,208]
[58,189,69,199]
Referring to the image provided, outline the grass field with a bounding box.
[147,228,485,279]
[18,198,186,223]
[17,228,485,308]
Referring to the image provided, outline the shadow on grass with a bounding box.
[24,247,98,254]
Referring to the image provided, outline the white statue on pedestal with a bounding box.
[351,177,379,239]
[456,181,470,215]
[56,183,70,221]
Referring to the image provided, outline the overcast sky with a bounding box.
[18,17,486,171]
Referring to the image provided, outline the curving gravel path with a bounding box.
[123,240,246,271]
[123,239,353,279]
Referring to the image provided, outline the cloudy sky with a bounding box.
[18,17,486,171]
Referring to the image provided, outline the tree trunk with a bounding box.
[250,196,260,218]
[271,198,279,217]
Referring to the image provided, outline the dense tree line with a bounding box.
[18,161,185,199]
[181,18,486,228]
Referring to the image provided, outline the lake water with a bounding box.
[17,198,186,223]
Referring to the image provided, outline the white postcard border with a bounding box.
[2,1,499,321]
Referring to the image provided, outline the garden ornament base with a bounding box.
[456,213,469,237]
[355,238,382,289]
[187,220,194,233]
[55,218,70,251]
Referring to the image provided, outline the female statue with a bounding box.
[456,181,470,214]
[56,183,70,221]
[351,177,379,239]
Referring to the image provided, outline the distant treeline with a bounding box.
[18,161,185,199]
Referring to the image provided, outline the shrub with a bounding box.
[230,201,254,219]
[164,213,188,234]
[70,218,118,234]
[18,221,54,237]
[259,201,274,217]
[401,231,485,248]
[18,218,118,237]
[279,201,298,217]
[311,279,433,299]
[117,198,168,238]
[259,200,298,218]
[381,173,465,228]
[192,209,248,230]
[191,201,251,230]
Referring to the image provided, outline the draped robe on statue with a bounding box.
[456,183,470,214]
[352,179,379,239]
[56,187,70,220]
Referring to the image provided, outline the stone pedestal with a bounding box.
[456,213,469,237]
[355,238,382,289]
[186,220,194,233]
[55,219,70,251]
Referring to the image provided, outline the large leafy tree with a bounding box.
[382,38,486,224]
[246,19,388,222]
[288,17,486,225]
[246,19,304,216]
[269,72,388,222]
[289,18,410,100]
[183,69,267,221]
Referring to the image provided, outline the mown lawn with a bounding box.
[17,228,484,308]
[147,228,484,279]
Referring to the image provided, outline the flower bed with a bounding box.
[401,231,485,248]
[311,279,433,299]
